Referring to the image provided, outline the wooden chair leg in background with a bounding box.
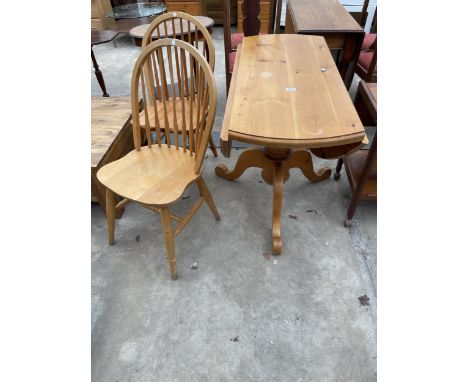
[160,207,177,280]
[334,158,344,180]
[197,177,220,221]
[209,136,218,157]
[106,188,116,245]
[226,72,232,95]
[345,134,377,227]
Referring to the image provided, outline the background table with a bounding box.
[129,16,214,46]
[91,30,119,97]
[217,34,366,254]
[107,1,167,37]
[106,2,167,19]
[285,0,364,89]
[92,97,139,217]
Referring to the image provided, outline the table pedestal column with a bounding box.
[215,147,331,254]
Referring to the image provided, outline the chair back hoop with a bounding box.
[141,11,215,71]
[130,38,217,175]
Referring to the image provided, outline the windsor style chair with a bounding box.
[140,11,218,156]
[97,38,220,280]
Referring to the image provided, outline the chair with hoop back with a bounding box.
[140,11,218,156]
[97,38,220,280]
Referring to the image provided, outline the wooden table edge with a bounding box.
[91,97,139,169]
[226,130,366,149]
[93,113,134,169]
[286,0,364,34]
[220,41,243,157]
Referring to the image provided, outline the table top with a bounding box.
[129,16,214,39]
[106,2,166,19]
[287,0,363,34]
[221,34,365,149]
[91,97,133,168]
[91,30,119,46]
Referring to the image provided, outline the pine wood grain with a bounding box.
[91,97,133,168]
[287,0,362,34]
[225,34,364,148]
[97,144,200,206]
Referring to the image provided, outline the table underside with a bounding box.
[215,143,362,255]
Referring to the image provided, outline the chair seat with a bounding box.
[231,32,266,50]
[139,99,198,132]
[231,32,244,50]
[228,51,237,72]
[361,33,376,51]
[358,51,377,74]
[97,145,199,206]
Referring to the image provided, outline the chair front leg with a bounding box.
[106,188,116,245]
[161,207,177,280]
[197,177,220,221]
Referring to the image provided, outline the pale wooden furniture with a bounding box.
[216,34,367,254]
[223,0,281,92]
[129,15,214,46]
[285,0,364,89]
[92,0,115,30]
[335,81,376,227]
[97,39,220,280]
[139,12,217,156]
[206,0,236,24]
[166,0,207,15]
[92,97,141,217]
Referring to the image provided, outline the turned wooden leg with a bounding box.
[91,47,109,97]
[272,162,284,255]
[106,188,116,245]
[197,177,220,221]
[285,150,331,182]
[161,207,177,280]
[215,147,265,180]
[208,135,218,157]
[334,158,344,180]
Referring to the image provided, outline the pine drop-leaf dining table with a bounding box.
[216,34,368,255]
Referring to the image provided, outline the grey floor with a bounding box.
[92,27,377,381]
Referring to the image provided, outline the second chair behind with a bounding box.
[140,11,218,156]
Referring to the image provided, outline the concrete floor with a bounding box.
[92,27,377,381]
